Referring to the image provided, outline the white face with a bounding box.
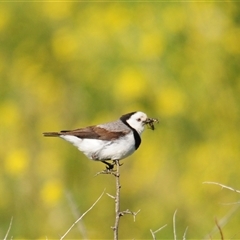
[126,111,148,134]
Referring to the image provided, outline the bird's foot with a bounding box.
[94,160,123,177]
[104,160,124,170]
[102,160,115,170]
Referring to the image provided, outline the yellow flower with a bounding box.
[157,86,186,117]
[5,149,29,177]
[41,180,63,207]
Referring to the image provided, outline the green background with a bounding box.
[0,2,240,239]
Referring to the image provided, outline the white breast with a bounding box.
[60,132,136,161]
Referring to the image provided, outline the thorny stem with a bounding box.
[97,160,139,239]
[113,159,121,240]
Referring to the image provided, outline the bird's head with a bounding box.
[122,111,159,134]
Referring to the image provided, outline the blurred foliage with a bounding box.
[0,2,240,239]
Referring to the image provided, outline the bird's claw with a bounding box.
[102,160,123,170]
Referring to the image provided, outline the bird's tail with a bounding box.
[43,132,60,137]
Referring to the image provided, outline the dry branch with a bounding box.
[203,181,240,194]
[173,209,178,240]
[183,226,188,240]
[203,181,240,239]
[66,191,87,239]
[60,189,105,240]
[112,159,121,240]
[97,160,140,239]
[150,224,167,240]
[215,218,224,240]
[3,217,13,240]
[120,209,141,222]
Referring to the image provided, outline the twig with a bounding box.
[106,192,115,199]
[203,181,240,239]
[150,224,167,240]
[183,226,188,240]
[65,191,87,239]
[60,189,105,240]
[203,182,240,194]
[215,218,224,240]
[113,159,121,240]
[94,169,117,177]
[98,160,139,239]
[95,161,121,239]
[203,205,239,239]
[173,209,178,240]
[3,217,13,240]
[120,209,141,222]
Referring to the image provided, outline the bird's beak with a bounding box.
[144,117,159,130]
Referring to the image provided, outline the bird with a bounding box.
[43,111,158,169]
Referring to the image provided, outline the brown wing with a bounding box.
[59,126,130,141]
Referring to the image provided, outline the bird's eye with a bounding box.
[137,118,141,122]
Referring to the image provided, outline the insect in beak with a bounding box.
[144,118,159,130]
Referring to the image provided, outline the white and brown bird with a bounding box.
[43,111,158,169]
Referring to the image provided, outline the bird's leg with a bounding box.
[102,161,115,170]
[102,160,124,170]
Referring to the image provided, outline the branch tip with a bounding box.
[150,224,167,240]
[203,181,240,194]
[60,189,105,240]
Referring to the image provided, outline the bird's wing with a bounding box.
[59,126,130,141]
